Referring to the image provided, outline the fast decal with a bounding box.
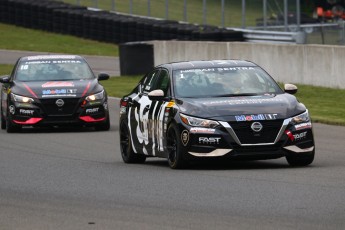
[190,127,216,134]
[86,108,99,114]
[293,131,308,141]
[199,137,221,145]
[128,95,171,156]
[181,130,189,146]
[42,82,74,88]
[19,109,34,115]
[285,130,308,141]
[295,122,312,130]
[235,113,278,122]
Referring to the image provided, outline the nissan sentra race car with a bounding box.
[119,60,315,169]
[0,55,110,132]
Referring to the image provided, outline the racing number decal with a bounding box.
[128,95,169,156]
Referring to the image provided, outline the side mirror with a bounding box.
[0,75,10,83]
[148,89,165,100]
[98,73,110,81]
[284,83,298,95]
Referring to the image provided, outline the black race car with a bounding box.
[119,60,315,169]
[0,55,110,132]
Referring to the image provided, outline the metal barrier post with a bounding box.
[242,0,246,28]
[148,0,151,17]
[183,0,187,22]
[284,0,288,31]
[165,0,169,19]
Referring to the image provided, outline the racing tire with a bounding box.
[95,115,110,131]
[120,120,146,164]
[167,124,187,169]
[1,104,6,130]
[6,114,21,133]
[286,150,315,167]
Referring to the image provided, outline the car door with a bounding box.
[128,68,171,157]
[128,69,160,156]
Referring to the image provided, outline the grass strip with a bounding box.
[0,23,118,56]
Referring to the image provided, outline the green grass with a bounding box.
[295,84,345,126]
[0,23,118,56]
[101,75,142,98]
[62,0,265,27]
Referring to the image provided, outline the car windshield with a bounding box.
[173,66,283,98]
[15,59,95,81]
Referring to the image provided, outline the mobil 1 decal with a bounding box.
[128,95,170,156]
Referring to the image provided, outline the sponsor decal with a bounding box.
[42,89,67,95]
[285,130,308,141]
[120,107,126,114]
[86,108,99,114]
[67,89,77,94]
[190,127,216,134]
[203,98,284,106]
[235,113,277,122]
[295,122,312,130]
[42,88,77,97]
[181,130,189,146]
[103,102,108,110]
[42,82,74,88]
[251,122,263,132]
[27,55,77,61]
[19,109,34,115]
[235,114,265,122]
[293,131,307,141]
[9,105,15,115]
[199,137,221,145]
[166,101,175,108]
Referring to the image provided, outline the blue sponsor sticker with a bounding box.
[235,114,277,122]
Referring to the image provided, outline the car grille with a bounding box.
[40,98,81,116]
[229,120,284,144]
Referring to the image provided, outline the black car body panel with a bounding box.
[119,60,315,168]
[0,55,110,132]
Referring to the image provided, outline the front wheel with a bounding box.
[120,120,146,164]
[167,125,187,169]
[95,115,110,131]
[1,103,6,130]
[286,150,315,167]
[6,114,21,133]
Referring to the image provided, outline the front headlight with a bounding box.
[290,110,310,125]
[180,113,219,128]
[85,90,104,101]
[11,93,34,103]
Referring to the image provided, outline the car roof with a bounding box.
[158,60,257,70]
[19,54,84,62]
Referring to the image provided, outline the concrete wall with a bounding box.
[150,41,345,89]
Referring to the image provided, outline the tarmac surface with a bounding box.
[0,49,120,76]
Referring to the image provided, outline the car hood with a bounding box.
[11,79,103,99]
[176,94,306,121]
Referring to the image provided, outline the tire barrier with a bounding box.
[119,42,154,75]
[0,0,244,44]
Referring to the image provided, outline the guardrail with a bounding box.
[229,28,306,44]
